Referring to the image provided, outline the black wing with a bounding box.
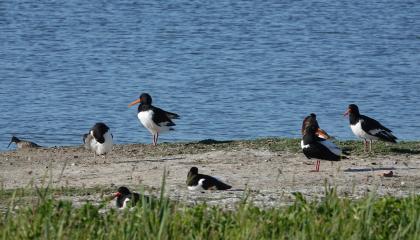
[152,106,176,127]
[302,142,341,161]
[200,174,232,190]
[165,110,180,119]
[360,115,397,142]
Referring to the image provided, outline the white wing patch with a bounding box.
[369,128,383,135]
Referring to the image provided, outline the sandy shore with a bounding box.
[1,140,419,208]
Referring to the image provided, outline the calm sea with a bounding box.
[1,0,419,150]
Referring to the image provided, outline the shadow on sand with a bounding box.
[344,167,396,173]
[196,139,234,145]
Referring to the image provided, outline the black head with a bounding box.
[117,186,131,196]
[302,113,319,135]
[8,136,20,148]
[305,124,318,135]
[302,124,319,144]
[91,122,110,135]
[90,122,110,144]
[344,104,360,116]
[189,167,198,175]
[128,92,153,108]
[139,93,152,105]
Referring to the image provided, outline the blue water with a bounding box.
[1,0,420,151]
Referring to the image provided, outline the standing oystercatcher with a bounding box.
[8,136,41,149]
[344,104,397,152]
[301,113,331,139]
[186,167,232,190]
[128,93,179,146]
[84,122,113,155]
[301,123,345,172]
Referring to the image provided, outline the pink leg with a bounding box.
[310,160,321,172]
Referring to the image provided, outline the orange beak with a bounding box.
[113,192,122,198]
[128,98,141,107]
[316,128,331,139]
[343,109,351,116]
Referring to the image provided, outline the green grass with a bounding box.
[1,186,419,240]
[147,138,420,156]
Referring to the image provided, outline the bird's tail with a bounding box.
[165,111,180,119]
[378,131,397,143]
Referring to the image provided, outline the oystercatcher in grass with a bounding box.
[128,93,179,146]
[301,123,347,172]
[83,122,113,155]
[8,136,41,149]
[113,186,154,209]
[301,113,331,139]
[344,104,397,152]
[113,186,140,209]
[186,167,232,190]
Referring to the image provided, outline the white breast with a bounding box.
[120,198,130,209]
[89,131,113,155]
[138,110,173,134]
[188,179,205,191]
[138,110,159,134]
[350,120,378,140]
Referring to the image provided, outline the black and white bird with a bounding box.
[128,93,179,146]
[186,167,232,190]
[7,136,41,150]
[83,122,113,155]
[301,113,331,139]
[301,123,346,172]
[113,186,140,209]
[344,104,397,152]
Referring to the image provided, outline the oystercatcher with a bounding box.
[7,136,41,149]
[344,104,397,152]
[301,123,346,172]
[128,93,179,145]
[301,113,331,139]
[84,122,113,155]
[186,167,232,190]
[113,186,140,209]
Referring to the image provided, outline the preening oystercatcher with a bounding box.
[186,167,232,190]
[128,93,179,145]
[8,136,41,150]
[344,104,397,152]
[83,122,113,155]
[301,113,331,139]
[301,123,346,172]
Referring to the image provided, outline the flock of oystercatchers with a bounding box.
[7,92,398,209]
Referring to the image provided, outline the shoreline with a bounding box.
[1,138,419,208]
